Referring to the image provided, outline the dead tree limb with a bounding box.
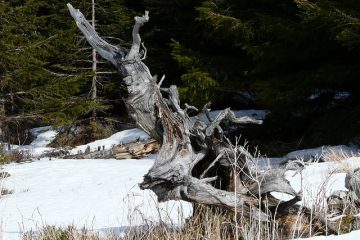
[67,3,303,222]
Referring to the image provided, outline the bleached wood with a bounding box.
[67,3,312,223]
[345,168,360,203]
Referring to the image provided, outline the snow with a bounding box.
[0,127,190,240]
[3,153,360,239]
[69,128,150,154]
[248,157,288,171]
[285,146,326,161]
[285,145,359,161]
[308,90,351,101]
[0,158,192,240]
[334,91,351,100]
[29,126,57,147]
[301,230,360,240]
[272,157,360,209]
[264,157,360,240]
[193,109,269,124]
[224,109,269,120]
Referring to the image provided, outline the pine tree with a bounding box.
[1,0,133,127]
[169,0,360,148]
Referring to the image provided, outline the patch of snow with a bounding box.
[29,126,57,147]
[69,128,150,154]
[299,229,360,240]
[273,157,360,209]
[216,109,269,120]
[247,157,287,171]
[285,146,325,161]
[271,191,294,201]
[193,109,270,124]
[285,145,359,161]
[334,91,351,100]
[309,92,321,100]
[308,89,351,101]
[0,158,192,240]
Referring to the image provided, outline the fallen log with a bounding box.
[113,139,159,159]
[65,139,159,160]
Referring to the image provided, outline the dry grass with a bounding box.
[19,204,343,240]
[19,207,273,240]
[322,148,358,163]
[21,226,101,240]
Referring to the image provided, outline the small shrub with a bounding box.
[0,145,10,164]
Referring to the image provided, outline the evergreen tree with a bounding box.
[170,0,360,150]
[1,0,93,126]
[1,0,133,127]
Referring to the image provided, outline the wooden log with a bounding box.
[64,139,159,160]
[113,139,159,159]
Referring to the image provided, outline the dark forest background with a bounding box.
[1,0,360,155]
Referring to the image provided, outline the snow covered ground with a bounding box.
[0,158,192,240]
[0,127,192,240]
[301,230,360,240]
[69,128,150,154]
[1,109,360,239]
[271,157,360,206]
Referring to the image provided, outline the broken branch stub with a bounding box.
[67,3,300,221]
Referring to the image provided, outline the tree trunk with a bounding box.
[67,4,332,225]
[0,96,5,143]
[91,0,97,119]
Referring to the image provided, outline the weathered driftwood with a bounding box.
[345,168,360,204]
[67,3,323,223]
[113,139,159,159]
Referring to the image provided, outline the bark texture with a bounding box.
[67,4,323,223]
[345,168,360,204]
